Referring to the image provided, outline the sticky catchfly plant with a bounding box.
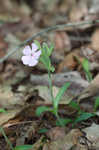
[21,43,41,67]
[22,41,70,126]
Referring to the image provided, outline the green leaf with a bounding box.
[69,101,80,111]
[86,72,92,82]
[42,43,50,59]
[42,43,50,56]
[40,45,51,70]
[0,108,7,113]
[82,58,92,82]
[56,118,72,126]
[82,58,89,72]
[40,43,54,72]
[50,65,55,72]
[14,145,33,150]
[38,128,48,133]
[54,82,70,109]
[34,41,51,70]
[94,96,99,111]
[73,112,95,125]
[35,42,54,72]
[36,106,53,117]
[40,55,54,72]
[40,56,50,70]
[74,57,92,82]
[49,44,54,56]
[42,43,54,56]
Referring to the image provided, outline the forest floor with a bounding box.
[0,0,99,150]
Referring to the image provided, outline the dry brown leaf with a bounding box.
[0,35,8,58]
[0,85,25,109]
[83,123,99,149]
[57,49,83,72]
[91,29,99,51]
[54,31,71,53]
[59,0,77,14]
[77,74,99,112]
[69,1,88,21]
[0,109,22,126]
[46,127,66,141]
[43,129,87,150]
[0,81,36,109]
[88,0,99,14]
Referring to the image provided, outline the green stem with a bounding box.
[48,70,54,104]
[48,70,59,117]
[56,114,64,127]
[0,127,14,150]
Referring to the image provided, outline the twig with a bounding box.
[0,20,99,64]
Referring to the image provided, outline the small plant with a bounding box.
[94,96,99,112]
[72,112,95,126]
[22,41,70,125]
[21,41,95,127]
[0,108,7,113]
[74,56,92,82]
[14,145,33,150]
[81,58,92,82]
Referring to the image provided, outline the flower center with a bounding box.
[31,53,34,57]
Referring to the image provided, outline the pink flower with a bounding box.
[21,43,41,67]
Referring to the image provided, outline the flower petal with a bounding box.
[33,50,41,59]
[21,56,31,65]
[28,58,38,67]
[31,43,38,52]
[23,46,31,55]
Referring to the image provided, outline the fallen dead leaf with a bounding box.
[69,1,88,21]
[54,31,71,53]
[0,35,8,58]
[76,74,99,112]
[0,108,22,126]
[88,0,99,14]
[83,123,99,149]
[46,127,67,141]
[5,33,22,61]
[30,136,44,150]
[34,85,72,105]
[43,129,86,150]
[78,74,99,102]
[57,49,83,72]
[91,29,99,52]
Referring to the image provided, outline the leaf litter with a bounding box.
[0,0,99,150]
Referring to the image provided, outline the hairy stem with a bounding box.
[48,70,54,104]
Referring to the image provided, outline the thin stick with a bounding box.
[0,20,99,64]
